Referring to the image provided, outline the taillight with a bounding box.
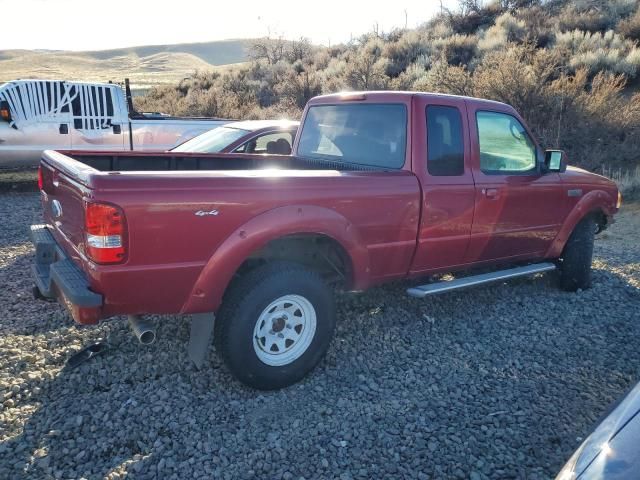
[37,166,43,190]
[84,202,126,264]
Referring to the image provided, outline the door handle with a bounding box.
[482,188,499,199]
[59,124,68,134]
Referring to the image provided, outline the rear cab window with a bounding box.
[297,103,407,169]
[70,84,119,130]
[426,105,465,176]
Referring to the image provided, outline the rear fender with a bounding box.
[180,205,370,314]
[545,189,615,258]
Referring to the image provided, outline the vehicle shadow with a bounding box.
[1,317,230,478]
[1,260,638,478]
[0,246,69,337]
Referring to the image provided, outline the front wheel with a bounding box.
[558,216,596,292]
[215,262,336,390]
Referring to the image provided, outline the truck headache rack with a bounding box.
[0,80,118,131]
[407,263,557,298]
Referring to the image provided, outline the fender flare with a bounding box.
[180,205,371,314]
[545,189,615,258]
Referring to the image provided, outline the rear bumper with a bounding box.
[30,224,103,324]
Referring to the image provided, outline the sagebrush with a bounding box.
[136,0,640,173]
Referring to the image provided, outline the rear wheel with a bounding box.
[215,261,336,390]
[558,216,596,292]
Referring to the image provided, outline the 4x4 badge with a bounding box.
[195,209,219,216]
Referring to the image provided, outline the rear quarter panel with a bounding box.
[86,169,420,317]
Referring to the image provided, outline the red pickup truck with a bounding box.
[31,91,621,389]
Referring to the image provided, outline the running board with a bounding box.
[407,263,556,298]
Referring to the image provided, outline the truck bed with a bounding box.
[51,150,379,174]
[38,149,422,320]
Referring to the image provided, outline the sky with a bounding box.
[0,0,458,51]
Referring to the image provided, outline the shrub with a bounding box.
[558,9,615,33]
[557,0,636,33]
[474,44,557,141]
[317,57,348,93]
[413,60,474,96]
[516,6,554,47]
[446,1,503,35]
[554,29,640,76]
[382,30,429,77]
[603,165,640,199]
[274,65,323,109]
[134,1,640,174]
[569,47,640,77]
[433,34,477,66]
[343,38,389,90]
[618,8,640,41]
[546,69,640,170]
[479,12,527,51]
[555,29,631,54]
[420,19,453,39]
[390,62,430,90]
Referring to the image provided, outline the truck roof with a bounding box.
[308,91,510,109]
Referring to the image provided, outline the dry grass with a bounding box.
[604,166,640,199]
[0,169,37,193]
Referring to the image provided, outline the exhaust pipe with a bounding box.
[128,315,156,345]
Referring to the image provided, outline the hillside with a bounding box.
[0,39,253,89]
[84,39,253,66]
[135,0,640,183]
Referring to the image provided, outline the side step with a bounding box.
[407,262,556,298]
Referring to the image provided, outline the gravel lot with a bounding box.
[1,192,639,480]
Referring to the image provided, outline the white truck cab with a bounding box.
[0,79,228,167]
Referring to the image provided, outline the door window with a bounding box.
[476,111,536,174]
[70,84,118,130]
[426,105,464,176]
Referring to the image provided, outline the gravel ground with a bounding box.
[1,193,639,480]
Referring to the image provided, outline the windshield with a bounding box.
[297,103,407,168]
[172,126,250,153]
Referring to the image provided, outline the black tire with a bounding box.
[558,216,596,292]
[215,261,336,390]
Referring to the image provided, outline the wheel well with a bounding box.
[589,209,607,233]
[233,234,353,289]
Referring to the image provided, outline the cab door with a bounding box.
[410,96,475,274]
[0,81,71,166]
[464,104,564,263]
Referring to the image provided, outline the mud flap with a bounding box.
[187,313,215,368]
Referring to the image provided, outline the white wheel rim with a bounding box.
[253,294,317,366]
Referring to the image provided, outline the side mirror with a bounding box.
[0,100,11,123]
[543,149,567,173]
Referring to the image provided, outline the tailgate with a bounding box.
[40,150,95,263]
